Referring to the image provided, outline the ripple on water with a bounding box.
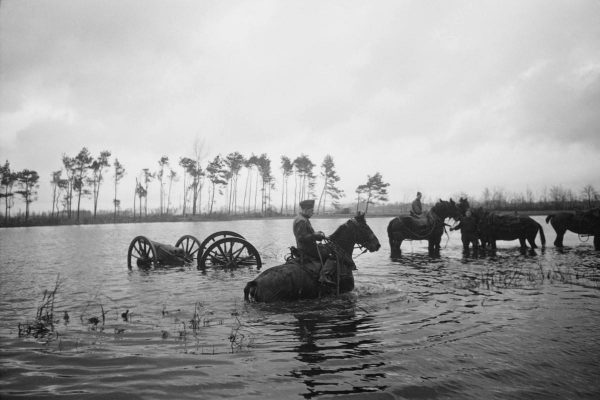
[1,217,599,399]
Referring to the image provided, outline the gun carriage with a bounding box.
[127,231,261,270]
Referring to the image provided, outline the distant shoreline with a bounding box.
[0,209,575,229]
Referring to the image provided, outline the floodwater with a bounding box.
[0,216,598,399]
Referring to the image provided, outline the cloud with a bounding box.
[1,0,599,212]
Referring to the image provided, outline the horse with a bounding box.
[457,198,545,251]
[546,209,600,250]
[387,199,461,257]
[244,213,381,302]
[478,212,545,250]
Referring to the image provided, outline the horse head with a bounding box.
[330,212,381,253]
[352,212,381,252]
[431,198,462,221]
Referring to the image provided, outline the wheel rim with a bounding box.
[199,237,261,270]
[175,235,201,264]
[197,231,245,267]
[127,236,157,268]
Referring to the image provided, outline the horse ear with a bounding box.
[355,211,365,222]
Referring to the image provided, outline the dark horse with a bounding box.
[244,213,381,302]
[457,198,545,251]
[387,199,461,257]
[546,208,600,250]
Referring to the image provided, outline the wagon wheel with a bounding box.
[197,231,245,267]
[199,237,262,270]
[127,236,158,269]
[175,235,202,264]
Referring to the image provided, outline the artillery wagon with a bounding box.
[127,231,261,270]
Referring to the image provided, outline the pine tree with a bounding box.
[73,148,93,222]
[317,155,344,214]
[355,172,389,214]
[280,156,293,214]
[90,150,111,220]
[15,169,40,221]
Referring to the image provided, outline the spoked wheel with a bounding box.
[174,235,202,264]
[127,236,158,269]
[199,237,262,270]
[197,231,245,269]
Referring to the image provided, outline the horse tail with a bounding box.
[244,281,257,302]
[387,218,398,246]
[537,221,546,247]
[545,214,554,224]
[387,218,395,239]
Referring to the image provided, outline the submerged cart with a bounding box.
[127,231,261,270]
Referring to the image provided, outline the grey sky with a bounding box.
[1,0,599,212]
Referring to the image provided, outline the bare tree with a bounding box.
[50,170,65,219]
[141,168,155,217]
[581,184,598,208]
[157,156,169,215]
[113,159,126,220]
[166,169,178,215]
[191,140,207,215]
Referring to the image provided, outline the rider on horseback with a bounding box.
[411,192,423,218]
[293,199,336,285]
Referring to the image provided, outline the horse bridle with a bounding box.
[327,218,372,258]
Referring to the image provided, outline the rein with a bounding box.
[325,219,370,264]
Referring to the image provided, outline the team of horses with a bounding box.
[244,200,599,302]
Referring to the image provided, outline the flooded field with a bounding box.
[1,216,598,399]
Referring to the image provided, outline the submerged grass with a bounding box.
[456,259,600,292]
[18,274,62,340]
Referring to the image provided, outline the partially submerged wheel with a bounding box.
[174,234,201,264]
[197,231,245,268]
[127,236,158,269]
[199,237,262,270]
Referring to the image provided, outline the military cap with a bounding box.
[299,199,315,209]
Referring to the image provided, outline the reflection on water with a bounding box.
[266,300,387,398]
[1,216,599,399]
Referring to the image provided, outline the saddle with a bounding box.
[286,246,319,265]
[406,212,433,228]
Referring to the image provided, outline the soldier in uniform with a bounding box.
[293,199,335,285]
[411,191,423,217]
[451,209,479,252]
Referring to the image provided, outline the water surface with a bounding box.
[1,216,598,399]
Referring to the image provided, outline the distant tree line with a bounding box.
[1,161,40,223]
[1,147,391,226]
[464,185,599,212]
[1,147,598,227]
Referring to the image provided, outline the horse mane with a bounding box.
[329,221,347,241]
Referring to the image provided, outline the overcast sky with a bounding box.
[1,0,599,213]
